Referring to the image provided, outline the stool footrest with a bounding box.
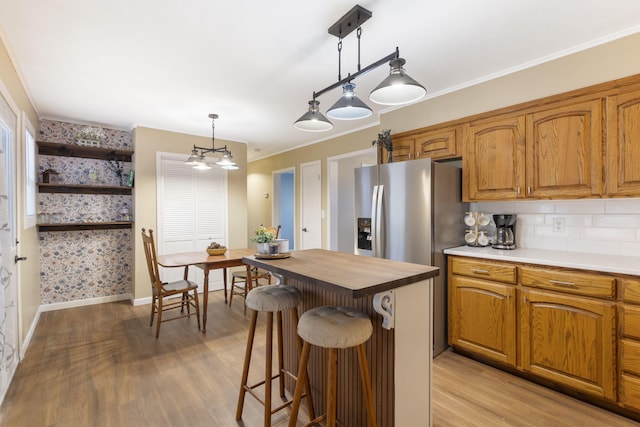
[243,384,310,416]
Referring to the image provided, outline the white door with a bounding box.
[0,90,19,402]
[300,160,322,249]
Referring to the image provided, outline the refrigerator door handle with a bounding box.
[371,185,379,256]
[375,184,384,258]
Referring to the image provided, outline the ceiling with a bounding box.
[1,1,640,161]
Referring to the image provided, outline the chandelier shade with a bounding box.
[369,58,427,105]
[294,100,334,132]
[326,83,372,120]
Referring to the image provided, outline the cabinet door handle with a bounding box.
[523,295,527,303]
[549,279,576,288]
[527,186,531,194]
[471,269,489,275]
[517,186,521,195]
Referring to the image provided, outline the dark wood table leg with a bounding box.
[223,268,228,303]
[202,267,210,333]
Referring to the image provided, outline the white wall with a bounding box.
[473,199,640,256]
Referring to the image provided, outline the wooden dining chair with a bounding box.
[141,228,201,338]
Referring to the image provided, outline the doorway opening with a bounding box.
[327,147,377,253]
[272,167,295,250]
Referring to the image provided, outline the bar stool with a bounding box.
[236,285,315,427]
[289,305,376,427]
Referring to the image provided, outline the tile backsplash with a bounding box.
[473,198,640,256]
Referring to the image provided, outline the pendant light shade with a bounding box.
[185,148,201,165]
[369,58,427,105]
[326,82,372,120]
[294,100,334,132]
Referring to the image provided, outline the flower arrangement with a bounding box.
[76,126,106,141]
[76,126,106,147]
[372,129,393,151]
[251,226,275,243]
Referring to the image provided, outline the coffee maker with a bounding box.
[492,214,516,249]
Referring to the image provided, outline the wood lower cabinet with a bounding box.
[520,287,616,400]
[448,255,632,414]
[619,277,640,410]
[449,275,516,366]
[448,257,517,366]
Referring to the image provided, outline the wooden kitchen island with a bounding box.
[243,249,439,427]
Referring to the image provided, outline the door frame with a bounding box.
[327,147,376,251]
[272,166,295,249]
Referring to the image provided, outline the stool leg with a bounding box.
[326,348,338,427]
[291,308,315,421]
[264,311,274,427]
[288,341,311,427]
[356,343,377,427]
[236,310,258,420]
[277,311,285,399]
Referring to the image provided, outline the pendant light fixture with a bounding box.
[369,58,427,105]
[294,5,426,131]
[294,99,334,131]
[185,114,238,170]
[327,82,372,120]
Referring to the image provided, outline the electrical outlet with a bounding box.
[553,217,565,233]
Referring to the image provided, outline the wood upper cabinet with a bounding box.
[448,257,517,366]
[414,126,460,160]
[526,99,603,198]
[463,99,604,201]
[384,134,414,163]
[462,114,525,201]
[381,126,461,164]
[606,88,640,196]
[520,287,616,401]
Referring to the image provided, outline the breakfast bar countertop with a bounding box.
[243,248,439,298]
[444,245,640,276]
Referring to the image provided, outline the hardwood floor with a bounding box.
[1,291,638,426]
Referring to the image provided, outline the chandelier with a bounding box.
[294,5,427,132]
[185,114,238,170]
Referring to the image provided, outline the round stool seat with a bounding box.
[298,306,372,349]
[245,285,302,312]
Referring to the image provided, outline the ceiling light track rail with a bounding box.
[294,4,427,132]
[313,48,400,100]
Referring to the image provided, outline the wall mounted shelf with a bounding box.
[37,222,134,232]
[37,141,133,161]
[37,183,132,195]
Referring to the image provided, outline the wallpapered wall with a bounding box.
[38,119,133,304]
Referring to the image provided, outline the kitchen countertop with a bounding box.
[243,248,439,298]
[444,245,640,276]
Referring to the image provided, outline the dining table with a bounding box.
[157,248,255,333]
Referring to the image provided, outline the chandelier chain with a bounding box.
[337,39,342,81]
[357,27,362,72]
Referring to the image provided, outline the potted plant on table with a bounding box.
[252,226,275,254]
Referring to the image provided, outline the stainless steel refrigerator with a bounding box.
[355,158,467,356]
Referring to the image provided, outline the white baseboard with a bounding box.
[20,309,41,359]
[133,296,152,306]
[39,293,134,312]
